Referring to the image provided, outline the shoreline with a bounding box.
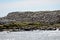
[0,29,59,32]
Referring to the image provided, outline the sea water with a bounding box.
[0,30,60,40]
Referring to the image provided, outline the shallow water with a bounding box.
[0,30,60,40]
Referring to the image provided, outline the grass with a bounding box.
[0,22,60,30]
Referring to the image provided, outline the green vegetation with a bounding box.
[0,22,60,31]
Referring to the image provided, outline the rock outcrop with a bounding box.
[0,10,60,24]
[0,10,60,31]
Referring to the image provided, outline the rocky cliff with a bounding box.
[0,10,60,24]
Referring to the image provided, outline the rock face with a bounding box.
[0,10,60,24]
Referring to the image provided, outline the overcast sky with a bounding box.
[0,0,60,17]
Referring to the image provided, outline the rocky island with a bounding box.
[0,10,60,31]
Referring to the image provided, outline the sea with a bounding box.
[0,30,60,40]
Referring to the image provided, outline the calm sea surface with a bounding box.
[0,30,60,40]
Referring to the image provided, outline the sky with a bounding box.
[0,0,60,17]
